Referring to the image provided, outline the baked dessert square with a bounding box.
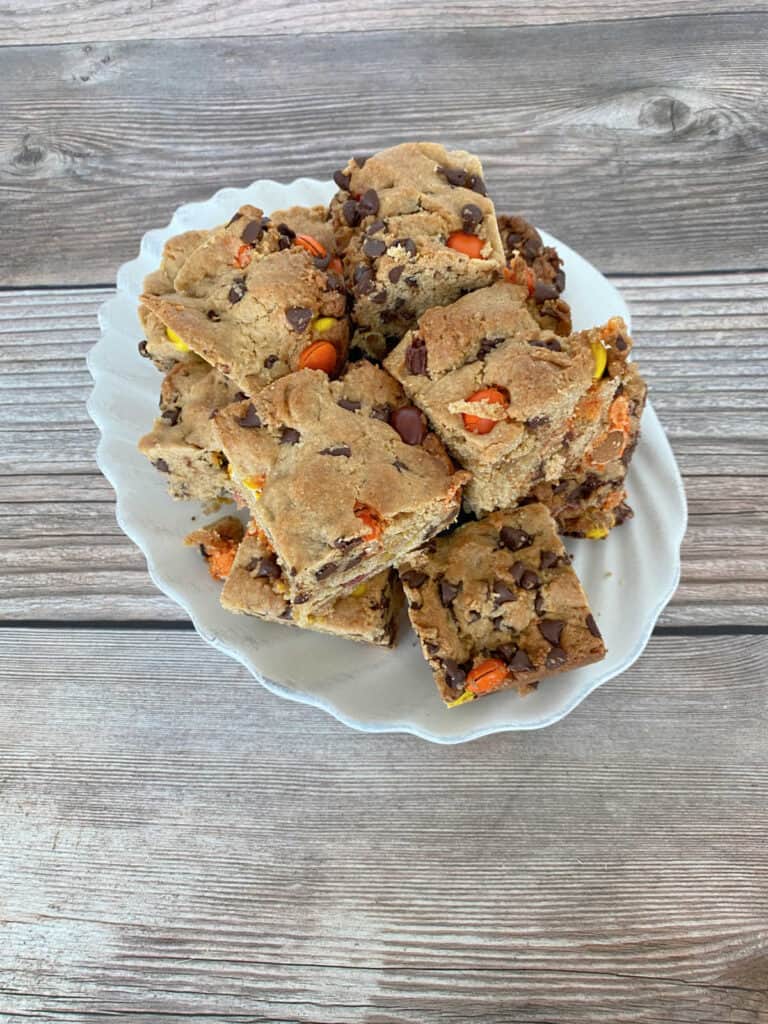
[139,204,348,391]
[212,361,469,611]
[385,281,641,519]
[398,504,606,706]
[330,142,505,353]
[220,524,403,647]
[139,357,242,502]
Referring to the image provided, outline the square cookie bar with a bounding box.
[212,361,469,611]
[139,357,242,502]
[330,142,505,351]
[385,281,641,518]
[139,204,348,392]
[220,525,403,647]
[398,504,606,706]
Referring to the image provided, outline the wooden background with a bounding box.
[1,2,767,1021]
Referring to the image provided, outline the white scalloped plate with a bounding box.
[87,177,686,744]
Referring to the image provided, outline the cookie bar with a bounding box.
[385,281,641,518]
[139,205,348,390]
[185,515,245,579]
[138,357,242,502]
[329,142,504,353]
[498,211,572,336]
[220,524,403,646]
[398,504,606,706]
[212,361,469,611]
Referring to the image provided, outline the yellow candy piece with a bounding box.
[313,316,338,334]
[242,475,265,498]
[591,339,607,380]
[585,525,609,540]
[446,689,476,709]
[166,327,190,352]
[351,582,368,598]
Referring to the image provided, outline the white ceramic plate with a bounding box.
[88,177,687,744]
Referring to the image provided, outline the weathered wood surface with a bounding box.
[4,0,768,44]
[2,13,767,286]
[2,274,766,625]
[0,627,766,1023]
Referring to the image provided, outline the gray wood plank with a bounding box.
[3,0,766,44]
[1,13,767,284]
[0,626,766,1022]
[1,276,767,625]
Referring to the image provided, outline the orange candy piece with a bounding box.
[462,387,509,435]
[354,502,384,542]
[504,263,535,296]
[298,340,337,375]
[609,394,631,433]
[328,255,343,275]
[467,658,509,696]
[295,234,327,258]
[234,243,253,269]
[446,231,485,259]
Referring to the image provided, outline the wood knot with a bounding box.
[639,96,692,134]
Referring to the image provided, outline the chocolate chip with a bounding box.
[538,619,564,645]
[338,398,361,412]
[500,527,532,551]
[534,593,545,616]
[320,445,351,457]
[138,339,150,358]
[370,403,391,421]
[246,554,281,579]
[279,427,301,445]
[207,309,221,322]
[226,211,242,226]
[400,570,428,589]
[363,237,387,259]
[522,237,540,264]
[153,459,170,473]
[461,203,483,232]
[534,280,559,303]
[264,354,278,369]
[539,550,559,569]
[161,407,180,426]
[293,593,310,605]
[353,265,374,295]
[528,338,562,352]
[390,406,426,446]
[342,199,360,227]
[241,220,264,245]
[442,659,466,689]
[511,561,539,589]
[439,579,461,607]
[333,169,351,191]
[468,173,487,196]
[315,562,338,581]
[615,334,628,351]
[553,480,569,495]
[509,648,534,672]
[479,336,504,357]
[366,219,385,235]
[392,458,409,473]
[526,415,550,430]
[276,222,295,239]
[358,189,380,217]
[495,643,519,664]
[388,265,404,284]
[353,154,370,168]
[425,640,440,655]
[395,238,417,257]
[285,307,313,332]
[333,536,363,551]
[371,290,387,304]
[279,607,293,620]
[586,613,602,638]
[404,337,428,376]
[314,252,331,271]
[228,278,247,304]
[493,581,516,607]
[439,165,468,187]
[278,236,292,251]
[236,403,262,428]
[546,646,567,669]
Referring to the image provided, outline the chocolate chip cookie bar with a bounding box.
[220,524,403,646]
[212,361,469,611]
[330,142,505,354]
[398,504,606,706]
[385,281,641,519]
[498,213,572,336]
[139,205,348,391]
[138,357,242,502]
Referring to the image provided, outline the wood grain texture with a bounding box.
[3,0,768,44]
[0,627,766,1022]
[1,275,767,625]
[2,13,767,285]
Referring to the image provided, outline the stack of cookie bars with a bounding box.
[138,142,647,707]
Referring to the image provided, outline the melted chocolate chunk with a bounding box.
[293,593,310,604]
[342,199,361,227]
[226,211,243,226]
[241,219,264,245]
[528,338,562,352]
[388,265,404,284]
[534,593,545,616]
[461,202,483,233]
[493,580,516,607]
[438,579,461,607]
[545,646,567,669]
[279,427,301,445]
[276,222,296,239]
[479,336,504,357]
[363,237,387,259]
[511,561,539,590]
[395,238,417,257]
[138,339,150,358]
[357,189,379,217]
[442,659,467,689]
[615,334,628,351]
[161,407,181,426]
[236,403,262,428]
[337,398,361,412]
[400,570,428,589]
[371,289,387,304]
[279,607,293,620]
[366,219,385,235]
[315,562,338,581]
[206,309,221,322]
[539,550,559,569]
[586,613,602,638]
[390,406,426,446]
[320,445,351,457]
[468,173,486,195]
[526,415,550,429]
[246,554,281,579]
[495,643,519,664]
[500,526,532,551]
[538,619,564,645]
[153,459,170,473]
[333,535,363,551]
[438,165,468,187]
[404,337,428,376]
[228,278,247,304]
[509,648,534,671]
[263,354,279,369]
[314,252,331,271]
[285,307,313,332]
[333,169,351,191]
[353,265,374,295]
